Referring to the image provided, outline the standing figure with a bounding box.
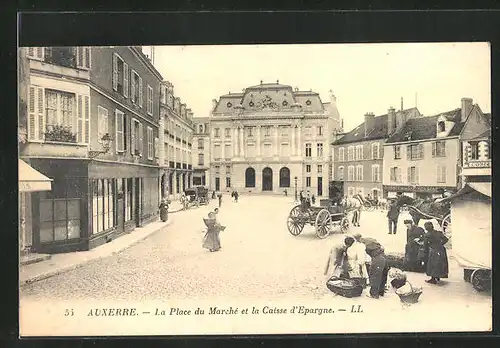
[387,199,401,234]
[364,240,388,299]
[403,219,426,272]
[423,221,449,284]
[299,190,304,203]
[234,191,239,203]
[311,194,316,205]
[324,237,355,279]
[212,190,216,199]
[284,189,288,196]
[202,211,225,252]
[218,193,222,208]
[158,198,169,222]
[348,233,369,282]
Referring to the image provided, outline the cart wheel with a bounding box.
[364,201,375,212]
[340,217,350,233]
[287,205,306,236]
[441,214,452,248]
[315,209,331,239]
[471,269,491,292]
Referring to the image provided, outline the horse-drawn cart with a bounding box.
[181,186,210,210]
[286,199,349,239]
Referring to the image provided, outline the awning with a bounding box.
[18,159,53,192]
[438,182,491,203]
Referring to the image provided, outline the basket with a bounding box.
[386,252,406,270]
[326,277,364,298]
[203,218,216,228]
[396,282,423,304]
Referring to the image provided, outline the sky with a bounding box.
[144,43,491,132]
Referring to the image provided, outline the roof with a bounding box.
[439,182,491,202]
[386,109,464,144]
[334,107,419,145]
[246,82,292,90]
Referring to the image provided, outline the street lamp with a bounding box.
[88,133,113,159]
[294,176,298,202]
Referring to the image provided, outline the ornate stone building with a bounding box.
[159,81,195,200]
[208,81,342,196]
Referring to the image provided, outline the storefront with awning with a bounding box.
[19,159,53,254]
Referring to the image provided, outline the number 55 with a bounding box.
[64,309,74,316]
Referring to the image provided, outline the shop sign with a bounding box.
[383,185,455,193]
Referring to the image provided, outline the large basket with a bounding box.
[326,277,364,298]
[386,252,406,270]
[396,282,423,304]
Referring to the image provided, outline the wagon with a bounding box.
[439,182,491,292]
[286,199,349,239]
[181,186,210,210]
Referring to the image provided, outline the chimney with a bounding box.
[461,97,473,122]
[401,97,404,111]
[364,112,375,137]
[212,99,218,111]
[387,106,396,135]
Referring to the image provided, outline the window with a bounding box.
[264,126,271,137]
[348,166,354,181]
[305,143,312,157]
[214,128,220,137]
[394,145,401,159]
[390,167,402,183]
[147,85,153,115]
[91,179,116,234]
[408,166,419,184]
[130,70,143,107]
[115,109,125,153]
[147,126,154,160]
[356,145,363,160]
[197,153,204,165]
[42,47,91,70]
[245,167,256,187]
[215,165,220,174]
[44,89,76,138]
[124,178,134,221]
[432,141,446,157]
[437,166,447,183]
[39,197,81,242]
[317,165,323,174]
[355,165,363,181]
[317,143,324,157]
[338,166,344,180]
[347,147,354,161]
[407,144,424,160]
[306,177,311,187]
[371,143,380,159]
[372,165,380,182]
[306,165,311,173]
[198,124,204,133]
[304,126,312,136]
[112,54,128,97]
[213,144,221,159]
[438,121,446,132]
[226,165,231,174]
[339,147,345,162]
[226,177,231,188]
[247,127,254,137]
[317,126,323,136]
[198,138,204,149]
[225,128,231,138]
[131,118,143,156]
[97,106,109,140]
[280,126,288,136]
[224,144,232,158]
[470,142,480,160]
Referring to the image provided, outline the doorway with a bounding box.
[262,167,273,191]
[215,177,220,191]
[317,177,323,196]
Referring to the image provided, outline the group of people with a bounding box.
[230,190,239,203]
[325,219,450,299]
[299,190,316,206]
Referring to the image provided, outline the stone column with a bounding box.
[274,125,279,156]
[291,125,296,156]
[256,125,261,157]
[233,126,239,156]
[240,126,245,158]
[297,125,302,157]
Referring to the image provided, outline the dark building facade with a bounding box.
[20,46,163,254]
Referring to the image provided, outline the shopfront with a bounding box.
[383,185,457,199]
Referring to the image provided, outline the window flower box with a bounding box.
[44,125,77,143]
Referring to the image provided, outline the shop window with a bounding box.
[39,198,81,242]
[92,179,116,234]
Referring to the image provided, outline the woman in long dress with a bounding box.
[324,237,355,279]
[403,219,426,272]
[423,221,449,284]
[202,211,225,252]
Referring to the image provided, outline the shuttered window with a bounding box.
[147,85,153,115]
[147,126,154,160]
[27,86,45,140]
[123,63,129,98]
[339,147,345,162]
[407,144,424,160]
[154,137,159,159]
[407,166,419,184]
[437,166,446,183]
[27,47,45,61]
[139,76,143,107]
[115,110,125,153]
[76,47,91,69]
[97,106,109,139]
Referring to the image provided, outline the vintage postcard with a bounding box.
[18,42,492,336]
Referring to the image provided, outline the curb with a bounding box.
[20,217,174,287]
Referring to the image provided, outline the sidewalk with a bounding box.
[19,217,174,287]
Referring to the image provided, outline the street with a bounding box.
[20,195,492,334]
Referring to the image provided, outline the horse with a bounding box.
[395,195,450,226]
[340,196,363,227]
[377,198,389,210]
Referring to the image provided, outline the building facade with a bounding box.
[191,116,211,186]
[20,46,163,254]
[332,107,421,199]
[209,82,342,196]
[159,81,195,200]
[459,108,491,186]
[383,98,486,198]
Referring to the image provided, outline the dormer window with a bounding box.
[438,121,446,132]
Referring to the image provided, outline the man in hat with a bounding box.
[387,198,401,234]
[363,239,388,299]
